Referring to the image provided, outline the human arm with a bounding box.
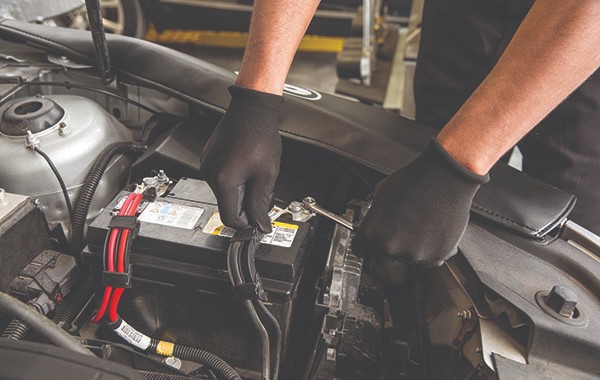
[353,0,600,269]
[199,1,320,232]
[438,0,600,174]
[235,0,321,94]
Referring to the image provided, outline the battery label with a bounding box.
[262,222,299,248]
[202,209,298,248]
[138,201,204,230]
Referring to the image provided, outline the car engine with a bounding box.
[0,71,485,379]
[1,24,599,380]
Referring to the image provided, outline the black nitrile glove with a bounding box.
[199,85,284,233]
[352,138,489,270]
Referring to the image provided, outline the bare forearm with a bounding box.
[235,0,320,95]
[438,0,600,175]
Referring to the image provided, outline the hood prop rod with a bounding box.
[85,0,114,84]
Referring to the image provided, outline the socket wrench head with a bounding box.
[302,197,316,209]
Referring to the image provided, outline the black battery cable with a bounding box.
[32,145,74,221]
[0,78,159,115]
[227,228,282,380]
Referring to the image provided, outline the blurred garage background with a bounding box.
[0,0,421,116]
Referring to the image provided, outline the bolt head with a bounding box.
[58,122,71,136]
[157,170,169,183]
[545,286,578,318]
[289,201,302,212]
[143,177,159,187]
[163,356,182,369]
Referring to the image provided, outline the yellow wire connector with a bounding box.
[156,340,176,357]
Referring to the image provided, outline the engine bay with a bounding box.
[0,27,599,380]
[0,64,491,379]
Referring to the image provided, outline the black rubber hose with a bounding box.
[139,371,208,380]
[241,239,280,380]
[0,292,93,356]
[413,272,430,380]
[226,241,242,285]
[1,318,30,340]
[71,142,133,255]
[242,300,271,380]
[33,146,74,221]
[85,0,113,84]
[254,300,282,380]
[172,345,241,380]
[53,279,94,330]
[227,239,270,380]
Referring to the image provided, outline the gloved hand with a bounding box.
[199,85,284,233]
[352,138,489,270]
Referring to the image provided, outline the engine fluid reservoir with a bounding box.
[0,95,133,234]
[84,178,314,373]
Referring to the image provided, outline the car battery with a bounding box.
[83,178,313,372]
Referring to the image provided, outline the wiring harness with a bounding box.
[92,186,143,324]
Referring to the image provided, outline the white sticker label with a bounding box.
[261,222,298,248]
[114,320,151,350]
[202,209,298,248]
[138,201,204,230]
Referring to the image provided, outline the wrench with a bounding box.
[302,197,354,231]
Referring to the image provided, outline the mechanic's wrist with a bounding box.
[429,137,490,184]
[404,138,489,215]
[226,85,284,134]
[436,132,495,176]
[234,76,284,96]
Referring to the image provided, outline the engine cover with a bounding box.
[0,95,133,234]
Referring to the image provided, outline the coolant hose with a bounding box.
[0,292,93,356]
[71,142,133,255]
